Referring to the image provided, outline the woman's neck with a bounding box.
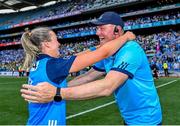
[43,50,60,58]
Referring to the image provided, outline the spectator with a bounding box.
[163,62,169,77]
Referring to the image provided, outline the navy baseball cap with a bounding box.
[91,11,124,28]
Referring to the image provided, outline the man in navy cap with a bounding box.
[21,11,162,125]
[70,11,162,125]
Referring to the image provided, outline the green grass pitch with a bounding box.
[0,77,179,125]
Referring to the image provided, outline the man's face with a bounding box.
[96,24,117,46]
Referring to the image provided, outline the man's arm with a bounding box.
[61,71,128,100]
[68,68,105,87]
[21,71,128,102]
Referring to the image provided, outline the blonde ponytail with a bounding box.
[21,27,52,70]
[21,32,40,70]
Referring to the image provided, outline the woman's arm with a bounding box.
[75,45,100,56]
[69,31,135,73]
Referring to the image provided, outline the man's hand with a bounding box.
[20,82,56,103]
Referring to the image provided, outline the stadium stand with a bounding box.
[0,0,179,77]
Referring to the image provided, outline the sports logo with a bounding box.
[117,61,129,70]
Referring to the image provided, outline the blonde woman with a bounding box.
[21,27,135,125]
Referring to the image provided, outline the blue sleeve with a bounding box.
[92,60,106,72]
[111,42,142,79]
[46,56,76,84]
[89,46,96,51]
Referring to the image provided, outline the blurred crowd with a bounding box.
[124,12,179,26]
[0,38,20,44]
[0,31,179,73]
[0,0,134,28]
[0,0,179,78]
[0,0,178,29]
[0,49,24,72]
[1,11,179,44]
[136,30,180,72]
[59,38,99,56]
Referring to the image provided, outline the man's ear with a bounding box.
[114,26,119,34]
[117,26,124,35]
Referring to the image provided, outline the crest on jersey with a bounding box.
[30,61,39,71]
[63,56,71,60]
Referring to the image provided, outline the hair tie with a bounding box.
[28,32,32,37]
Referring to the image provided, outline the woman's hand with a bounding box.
[124,31,136,41]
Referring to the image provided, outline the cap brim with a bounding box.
[90,20,107,26]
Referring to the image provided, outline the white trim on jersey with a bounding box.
[48,120,57,126]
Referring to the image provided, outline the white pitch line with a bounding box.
[156,80,177,88]
[66,79,178,120]
[66,101,116,119]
